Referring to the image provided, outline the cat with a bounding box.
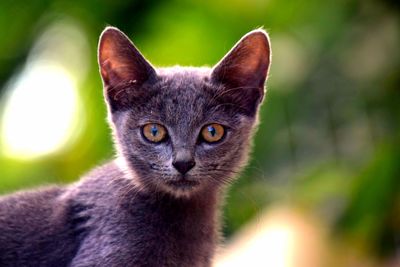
[0,26,271,267]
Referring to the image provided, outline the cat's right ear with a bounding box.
[211,29,271,116]
[98,27,156,111]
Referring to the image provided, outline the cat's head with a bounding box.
[98,27,271,197]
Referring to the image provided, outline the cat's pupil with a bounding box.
[207,126,216,137]
[151,125,158,136]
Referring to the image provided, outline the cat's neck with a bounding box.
[128,184,220,223]
[123,182,220,266]
[95,162,221,265]
[122,176,221,236]
[68,162,222,266]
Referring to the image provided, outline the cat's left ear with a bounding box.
[211,29,271,115]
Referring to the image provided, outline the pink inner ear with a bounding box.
[234,32,270,79]
[211,30,271,89]
[99,39,133,84]
[98,27,157,111]
[100,58,133,85]
[98,27,156,90]
[246,44,267,70]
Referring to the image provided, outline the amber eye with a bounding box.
[201,123,225,143]
[142,123,167,143]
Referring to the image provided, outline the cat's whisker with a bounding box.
[208,175,231,186]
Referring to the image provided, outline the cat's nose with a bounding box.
[172,159,196,175]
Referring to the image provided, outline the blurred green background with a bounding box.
[0,0,399,266]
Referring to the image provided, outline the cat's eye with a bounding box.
[142,123,167,143]
[201,123,225,143]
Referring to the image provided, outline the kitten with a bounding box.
[0,27,271,267]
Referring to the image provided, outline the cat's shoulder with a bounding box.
[0,185,65,214]
[72,159,133,195]
[0,160,125,214]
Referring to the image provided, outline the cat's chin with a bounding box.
[166,179,200,188]
[161,176,203,198]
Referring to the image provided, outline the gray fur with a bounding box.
[0,27,271,266]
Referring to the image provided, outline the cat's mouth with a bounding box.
[165,178,200,190]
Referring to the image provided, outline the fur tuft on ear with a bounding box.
[211,29,271,115]
[98,27,156,111]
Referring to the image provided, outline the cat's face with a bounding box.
[98,27,271,197]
